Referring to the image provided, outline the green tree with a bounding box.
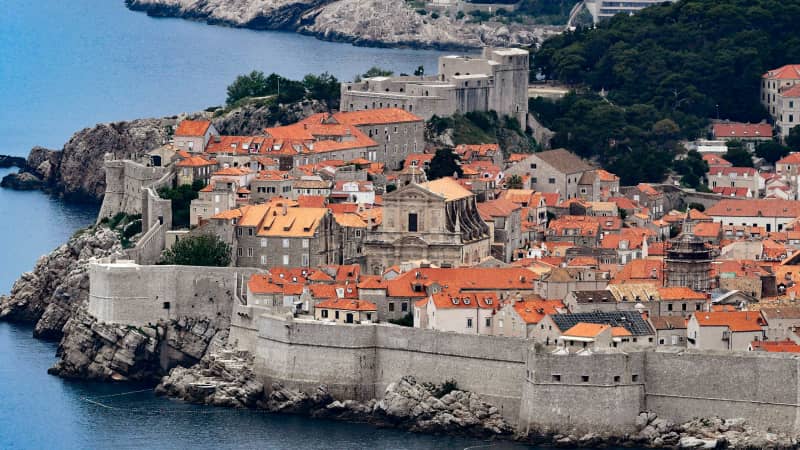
[158,183,202,229]
[226,70,270,105]
[360,67,394,80]
[302,72,341,109]
[786,125,800,151]
[506,174,524,189]
[673,150,708,189]
[723,141,754,167]
[755,141,790,164]
[159,234,231,267]
[688,202,706,212]
[414,65,425,76]
[426,148,463,180]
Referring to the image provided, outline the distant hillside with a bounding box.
[530,0,800,185]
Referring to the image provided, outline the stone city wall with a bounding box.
[98,159,169,221]
[253,313,528,423]
[87,261,262,327]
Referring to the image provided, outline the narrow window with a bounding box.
[552,374,561,382]
[581,376,589,383]
[408,213,418,232]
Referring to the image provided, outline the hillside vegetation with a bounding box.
[530,0,800,185]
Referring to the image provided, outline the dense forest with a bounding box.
[530,0,800,185]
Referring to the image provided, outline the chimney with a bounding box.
[282,203,288,216]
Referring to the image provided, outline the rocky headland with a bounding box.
[125,0,560,51]
[1,99,328,203]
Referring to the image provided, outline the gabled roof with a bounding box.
[763,65,800,80]
[512,298,564,324]
[530,148,593,174]
[657,286,707,301]
[428,292,498,310]
[702,154,731,167]
[712,123,773,139]
[693,311,764,332]
[419,177,473,201]
[316,298,376,312]
[777,153,800,165]
[706,199,800,218]
[175,120,211,137]
[332,108,422,125]
[650,316,687,330]
[782,85,800,98]
[562,322,610,339]
[477,198,520,220]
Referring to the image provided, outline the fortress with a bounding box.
[340,48,530,127]
[88,259,800,436]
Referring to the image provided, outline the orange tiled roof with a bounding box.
[713,122,773,139]
[477,198,520,220]
[428,292,499,310]
[610,259,663,285]
[702,154,731,167]
[706,199,800,218]
[693,221,721,238]
[175,120,211,137]
[332,108,422,125]
[316,298,376,312]
[248,274,283,294]
[777,153,800,165]
[563,322,610,338]
[176,155,215,167]
[387,267,536,298]
[657,286,707,301]
[750,339,800,353]
[763,65,800,80]
[512,298,564,324]
[694,311,764,332]
[595,169,619,182]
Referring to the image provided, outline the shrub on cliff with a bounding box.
[226,71,341,108]
[159,234,231,267]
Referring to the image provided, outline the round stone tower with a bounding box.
[665,234,712,292]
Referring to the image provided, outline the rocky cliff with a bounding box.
[126,0,559,50]
[0,225,123,339]
[8,100,329,203]
[50,312,228,382]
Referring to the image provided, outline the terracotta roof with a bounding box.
[176,155,215,167]
[777,153,800,165]
[693,311,764,332]
[316,298,376,312]
[512,298,564,324]
[610,259,664,285]
[387,267,536,298]
[248,274,283,294]
[687,208,711,221]
[333,212,368,228]
[428,292,499,310]
[419,177,473,201]
[357,276,387,290]
[611,326,632,337]
[693,221,721,238]
[702,154,731,167]
[763,65,800,80]
[213,167,251,177]
[657,287,707,301]
[307,270,334,282]
[562,322,610,338]
[712,123,773,139]
[404,153,434,167]
[297,195,327,208]
[750,339,800,353]
[609,196,638,210]
[477,198,521,220]
[567,256,598,267]
[706,199,800,218]
[175,120,211,137]
[332,108,422,125]
[636,183,660,196]
[709,167,757,177]
[595,169,619,182]
[781,84,800,97]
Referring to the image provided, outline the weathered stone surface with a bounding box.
[0,171,44,190]
[125,0,560,50]
[0,226,123,339]
[50,311,228,382]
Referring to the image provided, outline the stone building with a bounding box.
[364,177,491,274]
[331,109,425,170]
[664,234,712,292]
[340,48,529,127]
[213,198,337,269]
[504,149,595,201]
[189,181,237,227]
[477,197,522,263]
[175,155,217,187]
[762,65,800,139]
[174,119,218,153]
[250,171,294,203]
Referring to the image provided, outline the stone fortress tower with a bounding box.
[340,48,529,127]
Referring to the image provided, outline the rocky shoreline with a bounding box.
[125,0,559,51]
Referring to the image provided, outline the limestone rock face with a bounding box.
[49,311,228,382]
[53,119,175,201]
[125,0,559,50]
[211,99,329,136]
[0,171,44,190]
[0,226,123,339]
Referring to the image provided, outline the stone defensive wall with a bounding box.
[87,261,263,327]
[98,158,170,221]
[522,348,800,435]
[251,313,528,423]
